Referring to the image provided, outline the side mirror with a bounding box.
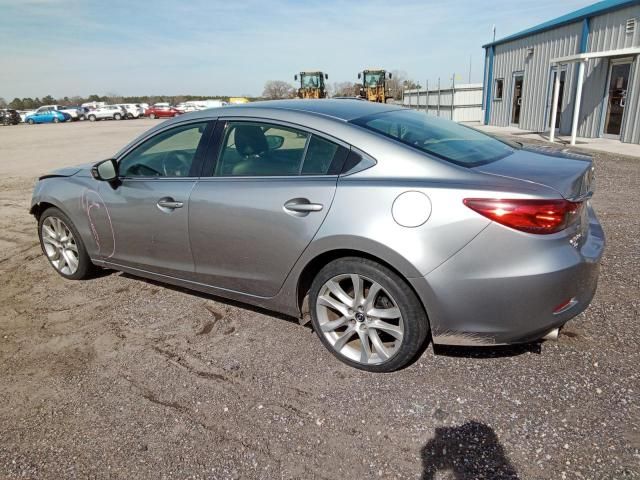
[265,135,285,150]
[388,73,393,79]
[325,74,328,80]
[91,158,118,181]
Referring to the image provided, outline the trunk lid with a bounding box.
[474,145,595,200]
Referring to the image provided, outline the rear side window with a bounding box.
[302,135,348,175]
[216,122,309,176]
[351,109,514,167]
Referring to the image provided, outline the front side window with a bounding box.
[352,109,515,167]
[494,78,504,100]
[119,122,207,177]
[301,74,322,88]
[216,122,310,176]
[364,72,383,87]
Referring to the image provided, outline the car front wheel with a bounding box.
[309,257,429,372]
[38,207,96,280]
[149,113,156,119]
[114,113,122,120]
[88,114,96,122]
[27,119,35,125]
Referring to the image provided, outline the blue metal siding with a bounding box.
[483,0,639,48]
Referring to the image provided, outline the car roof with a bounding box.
[214,99,402,122]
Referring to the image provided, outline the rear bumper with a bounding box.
[410,205,605,346]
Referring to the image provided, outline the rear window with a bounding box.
[351,109,515,167]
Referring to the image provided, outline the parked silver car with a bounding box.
[30,100,604,372]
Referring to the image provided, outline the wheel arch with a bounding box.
[295,247,430,326]
[30,199,68,221]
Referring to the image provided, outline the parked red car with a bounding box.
[144,104,182,119]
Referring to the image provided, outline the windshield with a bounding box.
[301,74,322,88]
[352,109,515,167]
[364,72,383,87]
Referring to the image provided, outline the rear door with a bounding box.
[95,120,214,277]
[188,119,348,297]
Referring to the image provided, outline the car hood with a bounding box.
[39,163,93,180]
[474,146,594,200]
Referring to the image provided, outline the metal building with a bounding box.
[482,0,640,145]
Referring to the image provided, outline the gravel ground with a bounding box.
[0,121,638,479]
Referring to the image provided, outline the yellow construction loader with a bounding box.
[295,72,329,99]
[358,69,393,103]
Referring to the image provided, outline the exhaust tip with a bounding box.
[542,328,560,341]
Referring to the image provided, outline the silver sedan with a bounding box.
[31,100,605,372]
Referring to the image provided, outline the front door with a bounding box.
[604,61,631,138]
[189,120,347,297]
[547,68,566,129]
[511,74,524,126]
[96,121,212,277]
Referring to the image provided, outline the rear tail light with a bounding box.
[463,198,583,234]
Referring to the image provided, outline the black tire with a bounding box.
[28,119,35,125]
[114,113,122,120]
[88,114,96,122]
[309,257,429,372]
[149,113,156,119]
[53,117,59,123]
[38,207,97,280]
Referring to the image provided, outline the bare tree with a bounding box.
[262,80,295,100]
[387,71,420,100]
[105,92,123,104]
[0,97,7,108]
[331,82,359,97]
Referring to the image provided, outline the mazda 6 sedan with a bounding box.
[30,100,604,372]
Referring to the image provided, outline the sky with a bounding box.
[0,0,594,99]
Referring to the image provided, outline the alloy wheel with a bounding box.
[41,216,80,275]
[315,273,404,365]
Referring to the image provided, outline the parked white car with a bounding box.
[115,104,145,119]
[86,105,126,121]
[35,105,82,120]
[82,101,106,110]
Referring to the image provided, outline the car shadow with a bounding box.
[117,272,305,327]
[421,421,520,479]
[433,342,541,359]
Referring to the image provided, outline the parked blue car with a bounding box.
[25,109,70,124]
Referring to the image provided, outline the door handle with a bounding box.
[157,198,184,210]
[283,199,323,216]
[284,203,323,212]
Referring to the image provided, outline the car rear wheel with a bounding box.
[88,114,96,122]
[309,257,429,372]
[38,207,96,280]
[53,117,59,123]
[114,113,122,120]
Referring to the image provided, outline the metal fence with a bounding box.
[402,83,483,122]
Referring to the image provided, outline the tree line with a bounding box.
[0,71,422,109]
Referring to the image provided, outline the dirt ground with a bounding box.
[0,120,638,479]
